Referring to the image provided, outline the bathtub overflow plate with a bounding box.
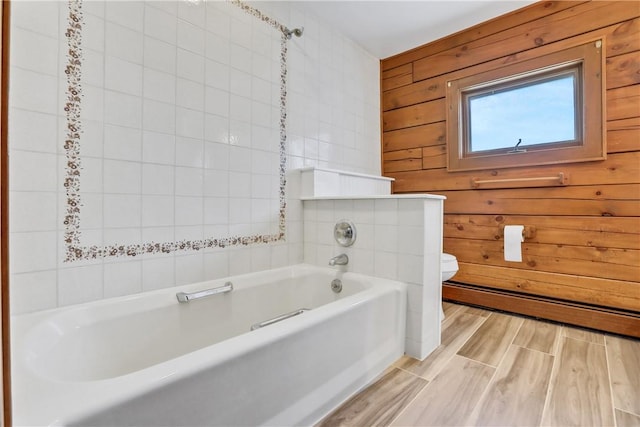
[331,278,343,293]
[334,220,356,247]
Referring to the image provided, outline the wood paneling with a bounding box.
[381,1,640,335]
[412,2,638,82]
[382,63,413,91]
[608,128,640,153]
[382,76,444,111]
[446,239,639,282]
[608,117,640,153]
[438,185,640,217]
[450,263,640,311]
[383,121,444,152]
[607,51,640,89]
[421,145,446,170]
[444,215,640,249]
[607,16,640,58]
[383,16,640,113]
[391,152,640,192]
[381,1,589,70]
[608,85,640,121]
[382,63,412,79]
[383,148,423,172]
[382,98,445,131]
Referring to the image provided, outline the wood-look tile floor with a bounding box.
[318,303,640,427]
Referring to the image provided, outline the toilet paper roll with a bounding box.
[504,225,524,262]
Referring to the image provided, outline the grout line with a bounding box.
[138,0,148,294]
[603,334,620,427]
[479,314,524,368]
[55,1,64,309]
[541,332,567,426]
[614,407,640,420]
[458,354,499,426]
[460,315,524,425]
[511,341,557,357]
[171,1,179,286]
[562,323,606,345]
[388,304,492,425]
[456,353,496,370]
[385,371,430,427]
[539,349,558,427]
[393,364,421,380]
[553,325,564,356]
[428,306,490,377]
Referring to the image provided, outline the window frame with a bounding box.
[446,40,605,172]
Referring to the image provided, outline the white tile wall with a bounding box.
[9,1,380,314]
[302,197,444,359]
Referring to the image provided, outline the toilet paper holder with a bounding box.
[499,225,536,240]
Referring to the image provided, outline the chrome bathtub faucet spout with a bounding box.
[329,253,348,266]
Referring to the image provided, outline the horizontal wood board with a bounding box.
[380,1,640,333]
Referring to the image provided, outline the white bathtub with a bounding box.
[12,264,407,426]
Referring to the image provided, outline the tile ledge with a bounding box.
[296,166,395,182]
[300,194,446,201]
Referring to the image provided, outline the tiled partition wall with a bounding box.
[9,1,380,314]
[302,197,444,359]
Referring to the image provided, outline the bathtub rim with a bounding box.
[11,264,407,426]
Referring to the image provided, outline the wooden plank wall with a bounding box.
[380,1,640,336]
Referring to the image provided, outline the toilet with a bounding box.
[440,253,459,320]
[442,253,459,282]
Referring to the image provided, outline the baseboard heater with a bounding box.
[443,281,640,339]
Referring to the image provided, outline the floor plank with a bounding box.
[542,337,615,426]
[457,312,524,366]
[325,304,640,427]
[563,326,605,345]
[512,318,561,355]
[605,334,640,416]
[461,305,492,317]
[395,311,485,380]
[316,368,427,427]
[391,355,495,427]
[443,301,462,318]
[466,345,554,426]
[615,409,640,427]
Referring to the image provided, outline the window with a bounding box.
[447,40,604,172]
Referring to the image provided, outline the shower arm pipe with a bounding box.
[283,26,304,39]
[176,282,233,303]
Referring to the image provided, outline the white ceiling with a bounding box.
[293,1,538,59]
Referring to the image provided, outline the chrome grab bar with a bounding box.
[176,281,233,303]
[251,308,310,331]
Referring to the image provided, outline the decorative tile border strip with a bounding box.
[64,0,288,262]
[63,0,84,261]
